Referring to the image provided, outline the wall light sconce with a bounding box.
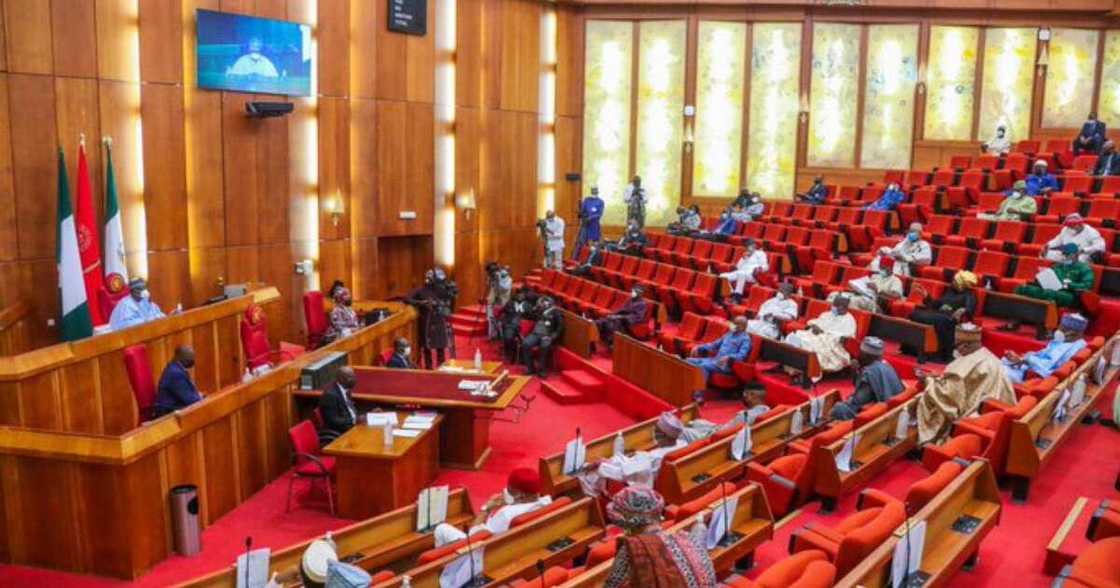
[798,94,810,124]
[916,81,926,96]
[324,191,344,227]
[1037,45,1049,78]
[455,188,477,218]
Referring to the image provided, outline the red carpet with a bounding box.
[0,335,1116,586]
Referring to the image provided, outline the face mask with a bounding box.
[502,488,515,505]
[1010,191,1023,199]
[907,232,919,242]
[1053,331,1066,343]
[832,307,844,315]
[434,270,446,281]
[140,289,151,300]
[952,349,962,359]
[631,291,640,298]
[401,346,411,356]
[180,359,195,369]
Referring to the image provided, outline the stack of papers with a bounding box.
[393,429,422,439]
[457,380,490,391]
[366,412,399,427]
[438,365,466,373]
[403,414,437,430]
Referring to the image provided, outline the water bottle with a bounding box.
[383,422,393,445]
[241,368,252,383]
[613,431,625,456]
[401,575,413,588]
[474,348,483,371]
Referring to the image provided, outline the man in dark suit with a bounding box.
[595,285,649,349]
[153,345,203,417]
[1094,141,1120,176]
[386,337,416,369]
[318,366,359,445]
[1073,112,1107,156]
[521,297,564,377]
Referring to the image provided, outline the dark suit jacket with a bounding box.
[1095,152,1120,176]
[530,310,564,341]
[1080,120,1106,140]
[318,382,357,444]
[613,297,649,325]
[153,361,202,417]
[387,353,414,369]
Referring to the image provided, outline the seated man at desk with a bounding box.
[829,337,904,421]
[687,316,752,383]
[829,255,903,313]
[386,337,416,369]
[433,468,552,547]
[109,277,166,331]
[1001,313,1089,384]
[746,282,799,339]
[1015,243,1096,310]
[318,367,359,445]
[786,295,858,379]
[521,297,564,377]
[595,285,649,350]
[718,386,772,431]
[152,345,202,418]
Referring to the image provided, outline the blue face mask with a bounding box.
[907,232,919,242]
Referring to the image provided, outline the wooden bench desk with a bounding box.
[613,334,705,407]
[1005,347,1118,502]
[538,404,701,497]
[176,489,475,588]
[657,391,841,505]
[981,290,1059,333]
[323,412,443,519]
[374,497,607,588]
[811,397,919,511]
[557,308,601,358]
[835,460,1002,588]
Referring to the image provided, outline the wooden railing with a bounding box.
[0,298,417,580]
[0,300,33,356]
[612,334,705,407]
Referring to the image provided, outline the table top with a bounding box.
[439,358,504,375]
[347,366,529,410]
[322,412,443,459]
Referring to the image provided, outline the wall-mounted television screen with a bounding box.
[196,9,313,97]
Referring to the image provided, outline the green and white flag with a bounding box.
[56,148,93,341]
[103,140,128,281]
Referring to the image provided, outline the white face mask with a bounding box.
[952,349,962,359]
[402,346,411,356]
[140,289,151,300]
[1053,331,1066,343]
[502,488,515,505]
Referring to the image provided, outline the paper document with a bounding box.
[1053,388,1071,423]
[894,411,910,441]
[1069,375,1087,408]
[562,436,587,475]
[439,546,485,588]
[848,277,875,299]
[835,433,861,473]
[1036,268,1063,291]
[403,415,436,430]
[457,380,489,391]
[730,425,752,461]
[789,410,804,436]
[417,486,450,531]
[394,429,422,438]
[810,396,825,425]
[890,520,927,588]
[705,494,741,550]
[235,547,272,588]
[367,412,399,427]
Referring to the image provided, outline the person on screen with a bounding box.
[153,345,203,418]
[226,37,279,78]
[109,277,166,331]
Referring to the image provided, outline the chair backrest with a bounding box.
[635,259,657,279]
[289,420,322,458]
[836,500,906,576]
[510,496,573,528]
[785,226,810,246]
[959,217,990,238]
[690,239,713,260]
[241,317,273,369]
[699,318,729,343]
[936,246,971,269]
[992,221,1026,241]
[1064,175,1094,194]
[123,344,156,423]
[303,291,328,346]
[906,461,963,510]
[973,251,1010,276]
[1030,223,1063,244]
[1013,256,1051,279]
[678,312,705,340]
[931,170,955,187]
[927,215,957,236]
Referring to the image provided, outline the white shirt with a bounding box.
[887,238,932,277]
[808,309,858,339]
[734,250,770,276]
[748,295,798,339]
[544,217,566,251]
[985,133,1011,155]
[109,296,166,331]
[1046,225,1106,262]
[623,185,647,205]
[481,496,553,535]
[227,53,279,77]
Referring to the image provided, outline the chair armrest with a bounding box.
[294,452,331,476]
[952,420,995,440]
[858,488,896,511]
[980,399,1014,414]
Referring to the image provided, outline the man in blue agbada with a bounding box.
[1024,160,1059,196]
[572,186,605,259]
[109,277,166,331]
[1000,313,1089,384]
[864,183,905,212]
[687,316,752,383]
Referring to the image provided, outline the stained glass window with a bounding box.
[808,23,861,168]
[634,20,686,227]
[924,26,978,140]
[1043,28,1100,128]
[582,21,634,227]
[746,23,801,199]
[861,24,919,169]
[979,28,1037,143]
[1101,31,1120,129]
[693,21,746,197]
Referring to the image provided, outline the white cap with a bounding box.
[302,539,339,584]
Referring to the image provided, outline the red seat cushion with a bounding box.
[294,456,336,476]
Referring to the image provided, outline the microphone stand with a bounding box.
[243,536,252,588]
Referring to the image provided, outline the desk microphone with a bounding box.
[537,559,546,588]
[243,536,252,588]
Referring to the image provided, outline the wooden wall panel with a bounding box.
[457,0,484,109]
[8,74,58,260]
[142,83,189,251]
[258,111,291,244]
[318,0,350,98]
[184,88,226,249]
[97,80,146,271]
[222,93,264,247]
[55,77,103,200]
[95,0,139,82]
[8,459,81,570]
[2,0,53,74]
[555,115,582,221]
[51,0,98,78]
[60,361,102,434]
[376,236,434,298]
[139,0,183,84]
[0,74,15,262]
[556,8,583,119]
[318,96,351,241]
[405,0,436,103]
[146,249,191,311]
[201,417,239,523]
[0,0,7,72]
[349,0,376,99]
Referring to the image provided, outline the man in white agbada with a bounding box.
[1044,214,1106,263]
[981,124,1011,155]
[721,239,769,303]
[718,387,772,433]
[830,255,903,313]
[577,412,718,497]
[226,37,280,78]
[433,467,552,547]
[786,295,858,375]
[880,223,932,277]
[542,210,566,270]
[747,282,799,339]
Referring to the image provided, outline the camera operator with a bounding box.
[404,268,458,369]
[485,262,513,339]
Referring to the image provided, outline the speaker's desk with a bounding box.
[297,367,529,469]
[323,412,443,519]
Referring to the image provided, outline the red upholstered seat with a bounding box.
[241,304,304,370]
[510,496,572,528]
[302,291,328,349]
[980,221,1027,253]
[949,155,972,170]
[1059,537,1120,588]
[664,437,713,462]
[287,420,335,514]
[920,245,970,281]
[509,567,573,587]
[853,402,888,427]
[123,344,156,424]
[905,460,963,510]
[681,273,719,315]
[723,550,837,588]
[790,494,906,576]
[1037,195,1084,224]
[747,451,814,517]
[975,155,1000,171]
[999,256,1053,292]
[686,239,714,269]
[417,530,494,564]
[1086,197,1120,228]
[788,419,853,455]
[921,433,983,472]
[664,481,737,522]
[953,395,1038,476]
[945,217,990,247]
[370,570,396,584]
[663,312,705,353]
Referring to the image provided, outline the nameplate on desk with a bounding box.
[951,514,981,535]
[546,537,575,552]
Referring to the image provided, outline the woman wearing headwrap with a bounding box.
[603,487,718,588]
[909,271,978,362]
[323,286,360,345]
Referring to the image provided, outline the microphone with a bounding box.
[537,559,546,588]
[243,536,252,588]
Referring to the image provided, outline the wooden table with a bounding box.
[297,367,530,470]
[439,358,503,374]
[324,412,443,520]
